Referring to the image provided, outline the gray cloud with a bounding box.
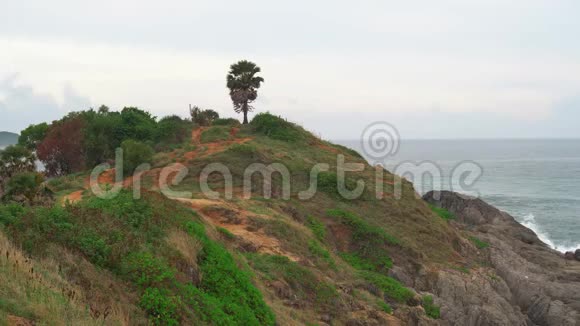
[0,75,91,133]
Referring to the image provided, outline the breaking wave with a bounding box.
[520,213,579,253]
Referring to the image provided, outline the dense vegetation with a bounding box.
[0,190,274,325]
[0,100,453,324]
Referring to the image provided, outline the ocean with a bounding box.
[336,139,580,253]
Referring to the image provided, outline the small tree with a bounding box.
[157,115,191,144]
[37,117,86,176]
[18,123,49,150]
[4,171,45,203]
[0,145,37,199]
[190,105,219,126]
[226,60,264,124]
[120,140,154,175]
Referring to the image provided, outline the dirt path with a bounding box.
[59,127,292,259]
[191,127,205,144]
[175,198,300,261]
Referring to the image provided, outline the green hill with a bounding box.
[0,131,18,147]
[0,112,464,325]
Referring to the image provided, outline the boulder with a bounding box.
[565,251,576,260]
[575,249,580,261]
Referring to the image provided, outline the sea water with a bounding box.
[336,139,580,253]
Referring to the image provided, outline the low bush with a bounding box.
[200,126,231,143]
[251,112,304,142]
[121,139,155,175]
[120,252,175,287]
[140,287,181,326]
[212,118,241,126]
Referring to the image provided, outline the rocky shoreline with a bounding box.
[421,190,580,326]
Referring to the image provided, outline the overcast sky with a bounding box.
[1,0,579,139]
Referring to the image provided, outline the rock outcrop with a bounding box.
[423,190,580,326]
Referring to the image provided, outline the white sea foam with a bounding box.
[520,213,580,253]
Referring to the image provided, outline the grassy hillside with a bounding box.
[0,131,18,147]
[0,113,464,325]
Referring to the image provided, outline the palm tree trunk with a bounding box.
[243,102,249,124]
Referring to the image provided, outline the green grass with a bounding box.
[377,301,393,314]
[326,209,398,246]
[251,112,306,142]
[316,172,363,200]
[1,190,275,325]
[217,226,236,240]
[422,295,440,319]
[306,216,326,242]
[358,271,414,304]
[327,209,397,273]
[185,221,276,325]
[246,254,338,307]
[451,266,470,274]
[308,240,336,268]
[200,126,232,143]
[469,236,489,249]
[429,205,455,221]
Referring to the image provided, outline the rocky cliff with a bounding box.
[422,190,580,326]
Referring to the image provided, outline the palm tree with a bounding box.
[226,60,264,124]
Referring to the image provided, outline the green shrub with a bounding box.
[0,204,28,226]
[4,172,44,201]
[121,139,155,175]
[184,222,276,325]
[469,236,489,249]
[422,295,440,319]
[140,287,181,326]
[76,230,111,266]
[212,118,241,126]
[200,126,231,143]
[156,115,192,144]
[251,113,304,142]
[429,205,455,221]
[120,252,175,287]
